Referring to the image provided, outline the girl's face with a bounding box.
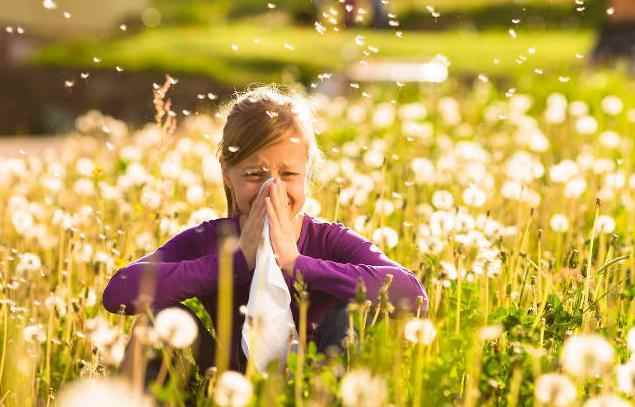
[222,130,309,220]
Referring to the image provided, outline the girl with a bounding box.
[103,85,428,379]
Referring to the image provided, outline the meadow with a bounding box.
[2,64,635,406]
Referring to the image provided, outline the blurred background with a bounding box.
[0,0,632,137]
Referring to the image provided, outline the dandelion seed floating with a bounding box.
[119,24,127,31]
[207,93,217,100]
[42,0,57,10]
[228,146,240,153]
[93,56,101,63]
[115,66,124,72]
[80,72,89,79]
[5,26,13,34]
[426,6,440,18]
[64,80,75,88]
[267,2,276,9]
[314,21,327,35]
[231,44,239,52]
[283,42,295,51]
[508,28,517,39]
[63,11,71,19]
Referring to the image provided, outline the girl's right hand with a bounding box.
[238,177,273,271]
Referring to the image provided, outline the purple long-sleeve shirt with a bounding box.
[103,213,427,371]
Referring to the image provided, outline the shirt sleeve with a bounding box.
[102,220,252,315]
[289,223,428,314]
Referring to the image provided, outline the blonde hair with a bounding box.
[216,84,324,217]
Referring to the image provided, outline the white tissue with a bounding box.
[240,178,297,372]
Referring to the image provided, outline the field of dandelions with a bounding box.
[2,73,635,407]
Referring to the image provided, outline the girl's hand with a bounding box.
[238,178,272,271]
[265,177,301,275]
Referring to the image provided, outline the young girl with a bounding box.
[103,85,428,378]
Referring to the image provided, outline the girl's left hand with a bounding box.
[265,177,300,275]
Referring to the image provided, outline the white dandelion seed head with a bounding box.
[154,307,198,348]
[599,130,621,149]
[616,360,635,395]
[583,394,630,407]
[549,160,580,183]
[374,198,395,216]
[479,325,503,341]
[549,214,570,233]
[575,116,598,135]
[627,327,635,353]
[595,215,616,234]
[432,190,454,210]
[561,334,614,378]
[186,184,205,205]
[214,371,253,407]
[564,177,587,199]
[568,100,589,117]
[462,185,487,208]
[534,373,576,407]
[339,369,388,407]
[16,252,42,274]
[372,227,399,249]
[58,377,154,407]
[601,95,623,116]
[404,318,436,345]
[23,323,47,344]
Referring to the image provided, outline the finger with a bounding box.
[271,178,287,220]
[265,196,279,228]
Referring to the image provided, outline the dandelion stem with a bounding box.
[294,293,308,407]
[582,201,600,330]
[215,231,237,375]
[412,341,425,407]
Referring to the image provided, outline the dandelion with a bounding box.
[339,369,388,407]
[561,334,614,378]
[23,324,46,344]
[140,187,161,210]
[16,252,42,274]
[569,100,589,117]
[479,325,503,341]
[564,177,587,199]
[363,149,384,168]
[432,190,454,210]
[404,318,436,345]
[42,0,57,10]
[58,377,154,407]
[575,116,598,135]
[550,214,570,233]
[186,184,205,205]
[154,307,198,348]
[583,395,630,407]
[616,360,635,395]
[214,371,253,407]
[463,185,486,208]
[534,373,576,407]
[372,227,399,249]
[595,215,616,234]
[601,95,623,116]
[627,327,635,353]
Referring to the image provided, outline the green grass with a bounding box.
[32,24,593,87]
